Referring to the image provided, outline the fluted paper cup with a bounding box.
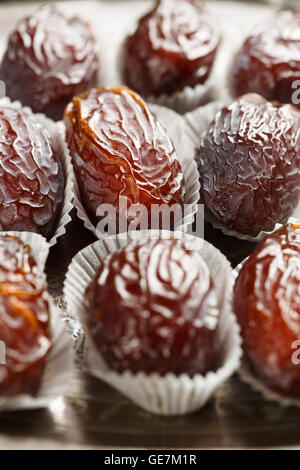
[64,229,241,416]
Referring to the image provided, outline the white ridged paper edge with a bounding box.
[67,103,200,238]
[233,219,300,408]
[0,231,73,411]
[63,229,242,416]
[184,101,300,242]
[0,96,74,247]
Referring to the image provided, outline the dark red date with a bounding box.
[232,11,300,107]
[234,224,300,398]
[86,238,220,376]
[196,93,300,236]
[0,105,64,238]
[0,5,99,120]
[124,0,220,97]
[64,86,184,228]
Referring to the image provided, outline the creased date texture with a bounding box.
[234,224,300,398]
[124,0,220,97]
[196,93,300,236]
[0,236,51,396]
[86,238,220,376]
[0,106,64,238]
[64,87,184,228]
[232,11,300,107]
[0,5,99,120]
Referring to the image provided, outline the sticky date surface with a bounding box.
[0,236,51,396]
[232,11,300,106]
[234,224,300,398]
[124,0,220,97]
[196,93,300,236]
[64,87,184,227]
[86,238,219,376]
[0,5,99,120]
[0,105,64,238]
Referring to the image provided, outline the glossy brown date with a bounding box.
[0,5,99,120]
[64,87,184,229]
[234,224,300,398]
[0,105,64,238]
[86,238,220,376]
[232,11,300,107]
[0,235,51,396]
[196,93,300,236]
[124,0,220,97]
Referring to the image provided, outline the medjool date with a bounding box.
[196,93,300,236]
[0,235,51,396]
[124,0,220,97]
[232,10,300,107]
[64,86,184,229]
[234,224,300,398]
[86,238,219,376]
[0,5,99,120]
[0,105,64,238]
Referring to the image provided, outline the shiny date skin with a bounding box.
[0,105,64,238]
[232,10,300,107]
[234,224,300,398]
[196,93,300,236]
[86,238,220,376]
[0,5,99,120]
[0,235,51,396]
[64,86,184,228]
[124,0,220,97]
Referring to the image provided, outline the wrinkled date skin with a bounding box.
[0,236,51,396]
[64,87,184,228]
[0,106,64,238]
[196,93,300,236]
[124,0,220,97]
[0,5,99,120]
[86,239,220,376]
[234,224,300,398]
[232,11,300,107]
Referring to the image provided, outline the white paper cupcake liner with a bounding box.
[0,231,73,412]
[184,100,300,243]
[63,229,242,416]
[67,103,200,239]
[0,96,74,247]
[233,221,300,409]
